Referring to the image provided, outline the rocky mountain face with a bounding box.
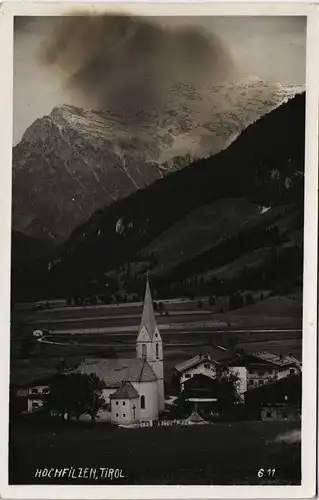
[12,78,304,244]
[13,91,304,303]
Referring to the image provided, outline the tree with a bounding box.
[215,367,241,412]
[45,373,105,423]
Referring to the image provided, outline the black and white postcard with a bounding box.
[0,2,318,498]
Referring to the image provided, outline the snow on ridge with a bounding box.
[259,206,271,215]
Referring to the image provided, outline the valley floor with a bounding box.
[9,420,301,485]
[10,294,302,387]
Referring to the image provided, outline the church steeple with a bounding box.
[139,275,158,340]
[136,275,165,412]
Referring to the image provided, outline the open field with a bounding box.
[13,294,302,330]
[9,420,301,485]
[10,294,302,386]
[10,325,302,386]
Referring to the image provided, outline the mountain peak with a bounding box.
[13,80,304,243]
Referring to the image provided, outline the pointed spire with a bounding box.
[139,275,157,340]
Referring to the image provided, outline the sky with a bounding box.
[13,15,306,145]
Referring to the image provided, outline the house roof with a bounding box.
[175,354,217,373]
[73,358,157,387]
[175,346,234,374]
[226,353,282,368]
[184,373,218,389]
[138,277,158,340]
[110,381,140,400]
[252,351,302,367]
[228,351,302,369]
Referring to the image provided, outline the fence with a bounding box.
[139,419,188,428]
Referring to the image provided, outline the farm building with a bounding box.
[244,373,301,420]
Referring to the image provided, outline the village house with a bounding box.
[226,351,302,393]
[174,349,301,400]
[175,354,218,390]
[174,346,232,391]
[14,374,60,413]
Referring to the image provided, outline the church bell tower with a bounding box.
[136,277,165,412]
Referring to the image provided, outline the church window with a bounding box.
[156,343,159,359]
[142,344,147,359]
[141,395,145,409]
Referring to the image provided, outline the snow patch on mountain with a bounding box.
[13,77,304,243]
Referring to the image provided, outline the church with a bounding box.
[74,278,165,425]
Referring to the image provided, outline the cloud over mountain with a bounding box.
[41,13,236,126]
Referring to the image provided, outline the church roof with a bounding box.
[110,381,140,400]
[73,358,157,388]
[139,277,158,340]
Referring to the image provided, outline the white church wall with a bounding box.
[132,380,159,421]
[156,378,165,412]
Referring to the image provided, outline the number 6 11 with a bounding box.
[257,468,276,478]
